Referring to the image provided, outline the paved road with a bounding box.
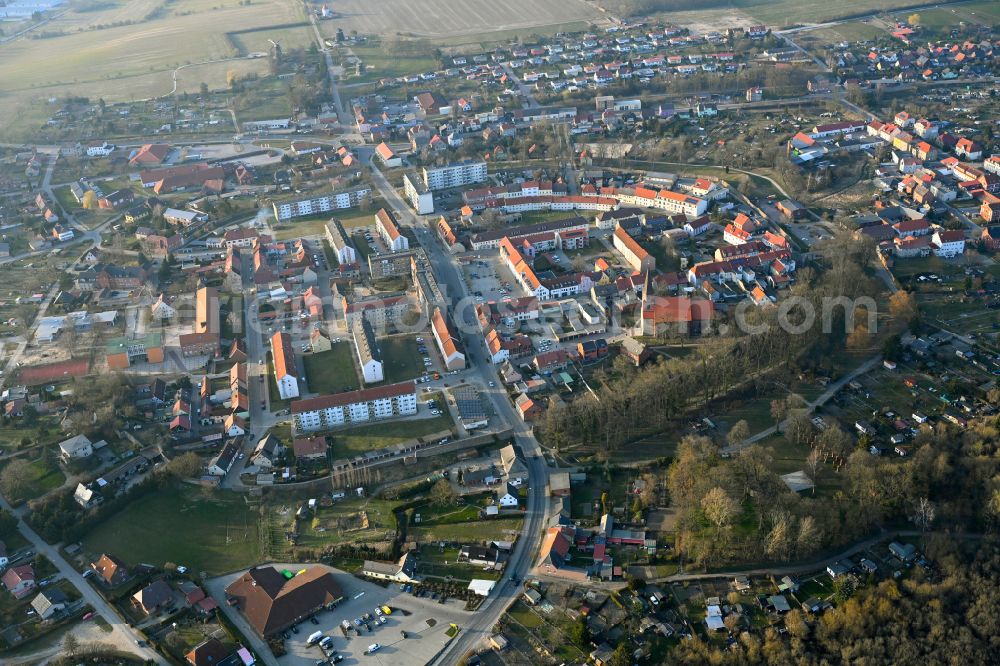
[501,63,540,108]
[365,161,551,664]
[307,13,347,124]
[0,494,165,664]
[224,252,277,486]
[723,353,884,454]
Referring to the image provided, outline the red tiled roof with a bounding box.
[271,331,295,381]
[291,381,415,414]
[376,208,401,241]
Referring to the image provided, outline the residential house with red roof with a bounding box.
[270,332,299,400]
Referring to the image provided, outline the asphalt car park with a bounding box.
[276,571,469,666]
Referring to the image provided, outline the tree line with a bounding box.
[537,232,880,458]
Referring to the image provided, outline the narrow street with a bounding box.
[0,494,165,664]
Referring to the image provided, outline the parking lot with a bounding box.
[209,565,471,666]
[464,255,514,304]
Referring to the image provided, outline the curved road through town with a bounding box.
[365,160,551,664]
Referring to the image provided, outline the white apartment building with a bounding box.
[351,318,384,384]
[422,160,488,191]
[324,219,357,264]
[292,381,417,431]
[272,187,372,222]
[403,172,435,214]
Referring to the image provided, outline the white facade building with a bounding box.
[292,381,418,431]
[422,160,488,191]
[403,172,435,214]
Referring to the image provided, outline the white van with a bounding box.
[307,630,324,645]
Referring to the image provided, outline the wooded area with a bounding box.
[668,538,1000,664]
[537,233,880,457]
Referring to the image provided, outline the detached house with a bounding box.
[91,553,131,587]
[2,565,35,599]
[31,589,68,620]
[58,434,94,460]
[361,552,418,584]
[251,433,283,470]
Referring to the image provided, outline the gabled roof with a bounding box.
[271,331,295,381]
[224,566,343,636]
[185,637,230,666]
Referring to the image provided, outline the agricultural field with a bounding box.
[795,21,886,50]
[0,0,306,139]
[228,25,314,55]
[733,0,942,27]
[314,0,599,39]
[430,20,594,50]
[81,484,262,575]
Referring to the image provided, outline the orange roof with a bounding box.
[375,142,396,160]
[195,286,219,335]
[643,296,713,323]
[613,226,649,262]
[129,143,171,165]
[657,189,696,204]
[539,526,573,561]
[431,307,460,359]
[486,328,503,354]
[438,217,456,245]
[375,208,401,241]
[271,331,295,381]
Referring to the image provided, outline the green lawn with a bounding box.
[273,217,333,240]
[0,454,66,505]
[378,334,425,384]
[278,497,400,552]
[82,484,262,575]
[53,185,80,212]
[408,517,524,543]
[344,44,439,84]
[330,415,454,458]
[303,344,358,394]
[334,199,386,229]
